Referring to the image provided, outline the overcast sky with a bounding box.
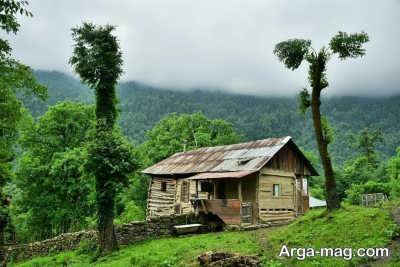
[4,0,400,96]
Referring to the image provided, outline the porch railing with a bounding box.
[197,199,255,225]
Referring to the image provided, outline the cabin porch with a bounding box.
[188,171,259,225]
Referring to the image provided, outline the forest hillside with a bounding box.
[26,70,400,166]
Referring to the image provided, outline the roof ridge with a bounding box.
[173,136,292,156]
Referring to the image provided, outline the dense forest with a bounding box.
[27,70,400,166]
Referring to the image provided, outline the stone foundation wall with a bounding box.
[6,214,195,262]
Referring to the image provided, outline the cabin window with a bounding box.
[200,181,214,193]
[181,181,189,202]
[161,182,167,192]
[273,184,281,197]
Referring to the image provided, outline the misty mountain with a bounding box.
[25,70,400,166]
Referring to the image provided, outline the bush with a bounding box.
[75,239,98,256]
[345,181,391,204]
[115,201,145,225]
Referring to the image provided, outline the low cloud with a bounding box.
[4,0,400,96]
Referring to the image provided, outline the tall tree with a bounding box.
[353,127,382,167]
[388,147,400,198]
[273,31,369,210]
[13,102,95,241]
[0,0,46,264]
[70,23,137,253]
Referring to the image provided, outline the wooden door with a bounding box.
[241,202,253,224]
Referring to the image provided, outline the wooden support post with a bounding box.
[213,180,217,199]
[299,177,303,214]
[196,180,199,199]
[238,180,242,201]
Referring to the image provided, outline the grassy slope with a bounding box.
[12,205,398,267]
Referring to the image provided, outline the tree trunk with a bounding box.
[95,162,119,253]
[95,80,119,253]
[97,205,118,252]
[310,89,340,211]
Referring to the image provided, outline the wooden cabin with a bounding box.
[143,136,318,225]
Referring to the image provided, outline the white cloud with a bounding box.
[3,0,400,96]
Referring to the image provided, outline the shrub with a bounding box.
[115,201,145,224]
[345,181,390,204]
[75,238,98,256]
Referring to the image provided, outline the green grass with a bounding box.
[11,230,266,267]
[11,205,398,267]
[267,204,398,267]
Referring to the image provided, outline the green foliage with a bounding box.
[329,31,370,59]
[114,200,145,225]
[353,128,383,167]
[70,23,123,128]
[345,181,391,205]
[0,0,32,55]
[298,88,310,114]
[76,239,98,256]
[0,0,46,251]
[342,156,387,184]
[321,116,334,144]
[273,39,311,70]
[12,102,95,241]
[70,22,131,252]
[310,187,324,200]
[70,23,123,90]
[86,126,138,250]
[388,147,400,198]
[338,128,389,201]
[306,47,330,90]
[140,112,242,165]
[124,173,150,210]
[86,127,137,189]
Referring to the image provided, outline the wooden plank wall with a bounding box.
[258,168,296,223]
[148,178,209,217]
[204,199,241,225]
[175,179,199,214]
[147,177,176,217]
[266,144,312,176]
[241,174,257,202]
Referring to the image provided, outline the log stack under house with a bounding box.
[143,136,318,226]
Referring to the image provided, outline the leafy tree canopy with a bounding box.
[388,147,400,198]
[12,102,95,241]
[0,0,46,251]
[140,112,242,165]
[329,31,369,59]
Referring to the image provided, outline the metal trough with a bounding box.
[173,223,202,235]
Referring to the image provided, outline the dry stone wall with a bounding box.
[6,214,195,262]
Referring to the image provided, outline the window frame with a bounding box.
[161,181,167,192]
[272,184,281,197]
[181,181,189,202]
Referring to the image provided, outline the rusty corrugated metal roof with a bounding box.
[186,171,256,180]
[142,136,292,175]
